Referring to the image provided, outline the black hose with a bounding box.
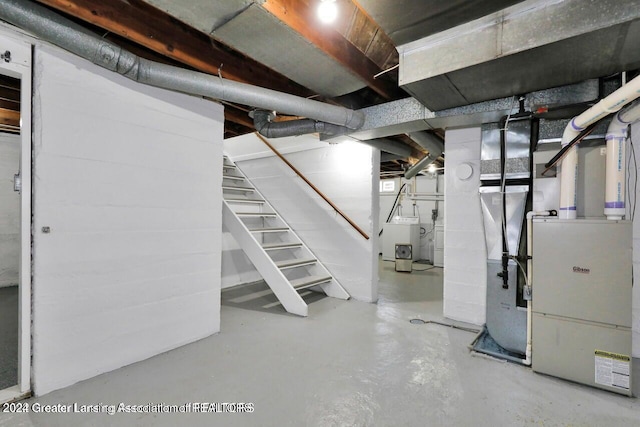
[379,183,407,236]
[543,121,599,169]
[500,116,509,289]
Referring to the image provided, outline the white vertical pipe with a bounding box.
[559,75,640,217]
[559,126,579,219]
[605,101,640,219]
[524,210,551,367]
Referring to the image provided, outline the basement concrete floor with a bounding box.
[0,260,639,426]
[0,286,18,391]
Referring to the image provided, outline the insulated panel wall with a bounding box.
[443,127,487,325]
[0,133,19,288]
[32,46,223,395]
[224,134,379,302]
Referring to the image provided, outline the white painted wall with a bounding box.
[0,133,19,288]
[630,123,640,357]
[31,46,223,395]
[379,175,444,261]
[443,127,487,325]
[224,134,379,302]
[221,135,331,289]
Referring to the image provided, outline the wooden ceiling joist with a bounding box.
[34,0,315,97]
[0,107,20,128]
[262,0,404,100]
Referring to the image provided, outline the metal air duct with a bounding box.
[252,110,349,138]
[407,131,444,158]
[0,0,364,131]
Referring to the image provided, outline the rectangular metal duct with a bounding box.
[214,4,367,98]
[480,121,531,181]
[356,0,524,46]
[142,1,367,97]
[397,0,640,111]
[143,0,254,34]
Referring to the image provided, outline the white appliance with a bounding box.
[395,244,413,272]
[382,220,420,261]
[433,223,444,267]
[532,219,632,396]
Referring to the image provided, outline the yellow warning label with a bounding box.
[595,350,631,362]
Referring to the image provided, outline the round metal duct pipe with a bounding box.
[0,0,365,130]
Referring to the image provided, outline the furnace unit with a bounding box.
[532,219,633,396]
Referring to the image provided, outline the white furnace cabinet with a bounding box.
[532,219,632,396]
[382,223,420,261]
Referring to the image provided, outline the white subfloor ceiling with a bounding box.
[0,133,19,288]
[31,46,224,395]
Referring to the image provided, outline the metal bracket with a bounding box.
[1,50,11,63]
[13,171,21,193]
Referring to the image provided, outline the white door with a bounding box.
[0,29,32,403]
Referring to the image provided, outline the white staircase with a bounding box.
[222,156,350,316]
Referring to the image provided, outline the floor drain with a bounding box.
[409,318,426,325]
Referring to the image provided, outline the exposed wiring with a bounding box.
[542,122,599,173]
[629,129,638,221]
[412,264,436,272]
[500,96,518,258]
[510,256,530,289]
[412,319,480,334]
[380,183,407,236]
[387,183,406,223]
[373,64,399,79]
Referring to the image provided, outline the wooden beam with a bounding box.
[35,0,314,97]
[224,106,254,130]
[262,0,404,100]
[0,107,20,128]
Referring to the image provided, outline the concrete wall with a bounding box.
[443,127,487,325]
[31,46,223,395]
[0,133,19,288]
[224,134,379,302]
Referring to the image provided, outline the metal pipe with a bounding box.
[404,154,434,180]
[252,110,348,138]
[0,0,364,130]
[360,138,412,157]
[407,131,444,158]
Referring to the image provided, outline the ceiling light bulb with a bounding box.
[317,0,338,25]
[427,163,437,174]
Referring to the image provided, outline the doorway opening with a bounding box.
[0,33,32,403]
[0,73,20,392]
